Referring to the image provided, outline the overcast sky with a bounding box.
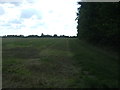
[0,0,80,36]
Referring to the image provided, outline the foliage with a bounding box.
[76,2,120,49]
[2,34,76,38]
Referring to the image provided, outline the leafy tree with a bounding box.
[41,33,44,37]
[76,2,120,49]
[53,34,58,37]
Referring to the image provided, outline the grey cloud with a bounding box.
[1,19,22,30]
[9,19,21,24]
[9,2,21,6]
[1,24,11,26]
[49,10,54,14]
[1,23,23,29]
[31,22,45,28]
[0,2,5,4]
[21,9,36,18]
[20,8,42,19]
[0,6,5,15]
[0,1,21,6]
[26,0,34,3]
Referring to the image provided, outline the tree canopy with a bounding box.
[76,2,120,49]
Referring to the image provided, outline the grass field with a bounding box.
[2,38,119,88]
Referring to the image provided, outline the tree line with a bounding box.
[2,33,76,38]
[76,2,119,49]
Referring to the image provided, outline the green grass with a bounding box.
[2,38,119,88]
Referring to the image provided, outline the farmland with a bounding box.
[2,38,119,88]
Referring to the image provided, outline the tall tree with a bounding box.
[76,2,120,48]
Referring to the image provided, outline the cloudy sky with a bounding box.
[0,0,80,36]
